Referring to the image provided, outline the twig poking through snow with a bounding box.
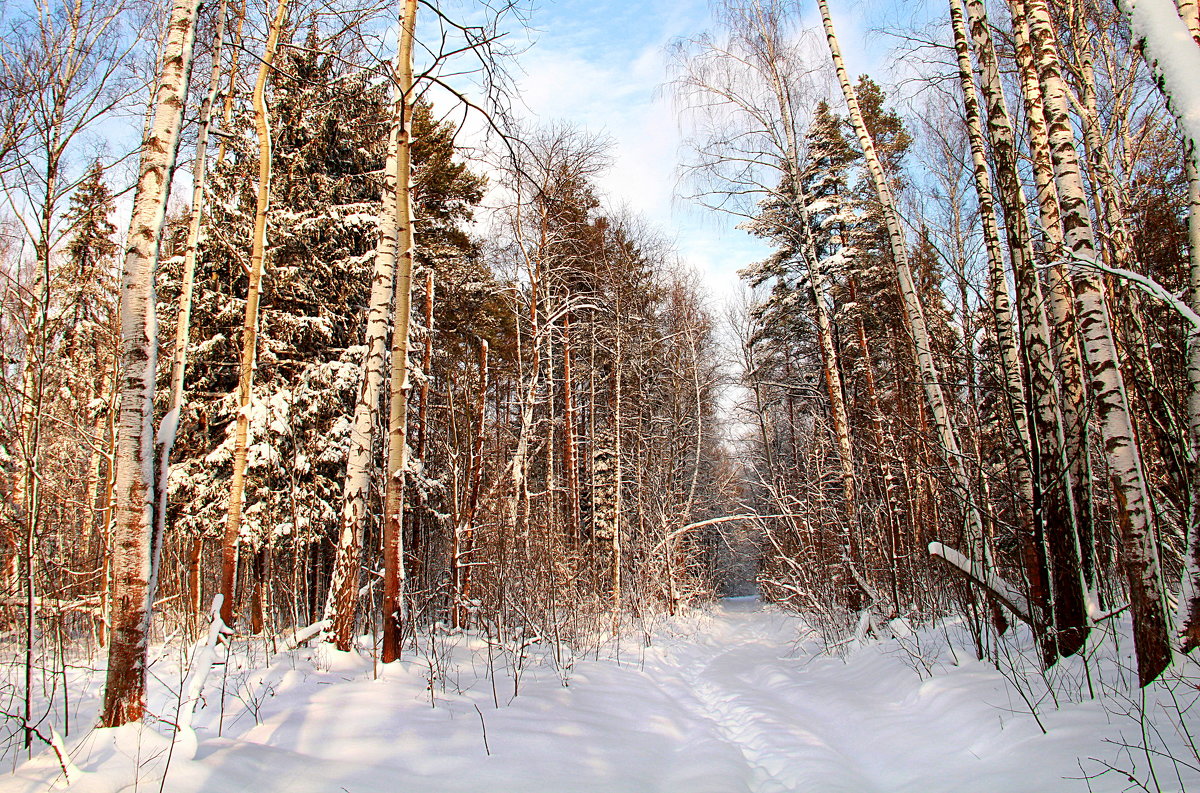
[474,704,491,756]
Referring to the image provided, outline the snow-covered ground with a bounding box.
[4,598,1199,792]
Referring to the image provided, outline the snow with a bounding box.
[1120,0,1200,164]
[4,599,1199,792]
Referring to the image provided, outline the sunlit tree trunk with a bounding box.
[381,0,419,663]
[100,0,200,727]
[214,0,246,169]
[1180,0,1200,653]
[219,0,288,628]
[453,340,488,628]
[951,0,1032,493]
[325,41,407,651]
[562,313,580,543]
[159,0,230,628]
[1011,0,1095,587]
[750,0,860,584]
[818,0,987,566]
[961,0,1088,658]
[1115,0,1200,650]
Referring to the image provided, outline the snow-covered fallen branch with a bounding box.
[928,542,1031,624]
[283,619,331,651]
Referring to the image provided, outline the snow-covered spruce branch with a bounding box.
[928,542,1032,624]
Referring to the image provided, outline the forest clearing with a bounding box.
[3,0,1200,789]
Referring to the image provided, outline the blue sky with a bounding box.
[503,0,944,305]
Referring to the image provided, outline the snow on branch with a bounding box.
[928,542,1032,624]
[284,619,331,651]
[1047,256,1200,332]
[1117,0,1200,164]
[176,595,233,760]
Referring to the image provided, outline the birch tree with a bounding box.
[1015,0,1170,684]
[817,0,991,579]
[159,0,230,624]
[1010,0,1096,587]
[324,0,417,652]
[381,0,419,663]
[100,0,200,727]
[322,163,398,642]
[1114,0,1200,651]
[959,0,1089,658]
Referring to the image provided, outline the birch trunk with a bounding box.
[100,0,200,727]
[611,322,623,622]
[157,0,230,609]
[1181,0,1200,654]
[563,313,580,543]
[214,0,245,169]
[219,0,288,628]
[1068,18,1184,507]
[1020,0,1170,684]
[416,271,434,462]
[961,0,1088,658]
[324,46,406,651]
[1183,158,1200,650]
[1115,0,1200,650]
[949,0,1036,537]
[1011,0,1096,586]
[381,0,418,663]
[750,0,858,524]
[453,340,488,629]
[818,0,987,563]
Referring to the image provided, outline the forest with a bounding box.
[1,0,1200,790]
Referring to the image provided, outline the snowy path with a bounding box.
[5,598,1192,792]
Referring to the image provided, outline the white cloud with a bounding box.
[507,1,774,304]
[489,0,927,306]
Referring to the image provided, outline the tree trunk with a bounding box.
[158,0,230,619]
[325,42,407,651]
[949,0,1040,595]
[1181,0,1200,654]
[214,0,246,169]
[563,313,580,543]
[961,0,1088,659]
[1011,0,1096,588]
[1019,0,1170,685]
[100,0,200,727]
[1115,0,1200,651]
[453,340,488,629]
[381,0,418,663]
[219,0,287,628]
[818,0,988,564]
